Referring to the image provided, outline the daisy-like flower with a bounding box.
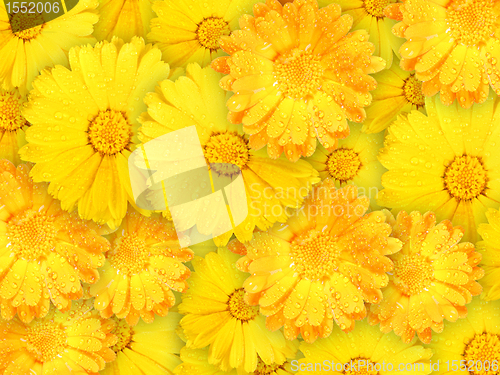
[178,247,295,373]
[0,299,116,374]
[369,211,483,344]
[362,54,426,133]
[378,94,500,243]
[90,208,193,326]
[297,319,432,375]
[305,123,386,209]
[0,160,109,323]
[477,208,500,300]
[390,0,500,108]
[425,298,500,374]
[102,313,183,375]
[0,0,98,94]
[138,63,319,245]
[237,180,402,343]
[19,37,171,228]
[211,0,386,161]
[0,88,28,164]
[147,0,262,68]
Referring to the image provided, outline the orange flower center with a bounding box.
[290,230,341,281]
[0,90,27,132]
[463,333,500,375]
[447,0,496,46]
[204,131,250,176]
[196,17,230,51]
[8,210,57,261]
[109,234,149,275]
[274,49,324,99]
[88,109,132,156]
[327,148,362,182]
[26,322,67,362]
[11,12,44,40]
[444,155,487,201]
[393,254,433,295]
[362,0,389,18]
[402,74,425,107]
[227,288,259,321]
[111,318,134,353]
[344,358,379,375]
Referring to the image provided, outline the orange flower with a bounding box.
[237,180,402,343]
[369,211,484,344]
[211,0,385,161]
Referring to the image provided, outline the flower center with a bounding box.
[463,333,500,375]
[393,254,434,295]
[204,131,250,176]
[110,318,134,353]
[26,322,67,362]
[7,210,57,261]
[402,74,425,107]
[109,234,149,275]
[344,358,379,375]
[196,17,230,51]
[362,0,389,18]
[254,358,287,375]
[326,148,362,182]
[87,110,132,156]
[447,0,496,46]
[274,49,324,99]
[444,155,487,201]
[0,89,27,132]
[290,230,341,281]
[11,12,44,40]
[227,288,259,322]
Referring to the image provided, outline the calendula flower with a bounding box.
[211,0,385,161]
[305,123,385,209]
[0,300,116,375]
[390,0,500,108]
[378,94,500,243]
[0,160,109,323]
[369,211,483,344]
[425,298,500,374]
[101,313,183,375]
[19,37,170,228]
[297,319,433,375]
[237,180,402,343]
[477,208,500,300]
[0,0,98,94]
[90,208,193,326]
[178,247,295,373]
[147,0,262,68]
[0,88,28,164]
[138,63,319,245]
[362,54,426,133]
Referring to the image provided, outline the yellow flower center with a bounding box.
[111,318,134,353]
[274,49,324,99]
[11,12,44,40]
[87,110,132,156]
[109,234,149,275]
[393,254,434,295]
[227,288,259,321]
[196,17,230,51]
[463,333,500,375]
[447,0,496,46]
[254,359,287,375]
[26,322,67,362]
[0,90,27,132]
[362,0,389,18]
[290,230,341,281]
[344,358,379,375]
[444,155,487,201]
[204,131,250,176]
[402,74,425,107]
[7,210,57,261]
[326,148,362,182]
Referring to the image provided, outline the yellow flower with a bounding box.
[305,123,386,209]
[211,0,385,161]
[178,247,296,373]
[138,63,319,245]
[102,313,183,375]
[0,299,116,375]
[0,160,109,323]
[477,208,500,300]
[0,88,29,164]
[378,94,500,243]
[362,54,426,133]
[93,0,155,42]
[0,0,98,94]
[392,0,500,108]
[19,37,171,228]
[369,211,483,344]
[90,208,193,326]
[147,0,262,69]
[297,319,433,375]
[425,298,500,375]
[237,180,402,343]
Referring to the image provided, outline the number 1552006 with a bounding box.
[5,1,60,14]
